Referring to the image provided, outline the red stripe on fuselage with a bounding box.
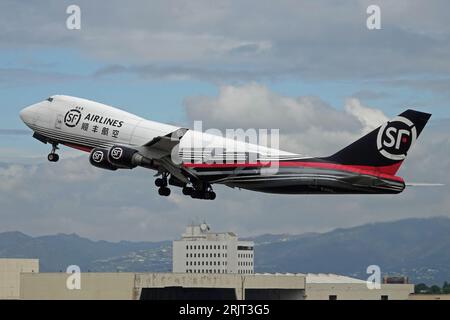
[182,161,404,182]
[63,143,93,153]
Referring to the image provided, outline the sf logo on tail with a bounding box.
[377,116,417,160]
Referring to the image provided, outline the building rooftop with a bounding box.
[253,272,367,284]
[179,223,247,242]
[306,273,367,284]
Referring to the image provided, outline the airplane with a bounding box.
[19,95,431,200]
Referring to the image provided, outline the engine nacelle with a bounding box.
[89,148,118,171]
[107,145,155,169]
[107,145,139,169]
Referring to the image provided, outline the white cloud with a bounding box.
[344,98,389,133]
[184,83,386,155]
[0,164,37,193]
[2,1,450,80]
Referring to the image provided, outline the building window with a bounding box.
[381,295,389,300]
[329,295,337,300]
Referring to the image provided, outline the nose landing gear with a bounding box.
[47,143,59,162]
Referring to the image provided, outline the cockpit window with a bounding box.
[46,97,54,102]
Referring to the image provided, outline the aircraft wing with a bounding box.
[138,128,192,183]
[143,128,189,158]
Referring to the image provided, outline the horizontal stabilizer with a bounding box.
[405,183,444,187]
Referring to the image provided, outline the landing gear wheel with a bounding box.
[182,186,194,196]
[155,178,167,187]
[47,143,59,162]
[188,182,216,200]
[203,191,216,200]
[190,190,203,199]
[158,187,171,196]
[47,153,59,162]
[207,191,216,200]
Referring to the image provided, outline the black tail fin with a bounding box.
[325,109,431,175]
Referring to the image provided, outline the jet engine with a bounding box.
[107,145,154,169]
[89,148,118,171]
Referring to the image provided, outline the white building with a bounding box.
[0,259,415,300]
[172,223,254,275]
[0,259,39,299]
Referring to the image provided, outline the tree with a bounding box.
[430,285,441,294]
[414,283,429,294]
[442,282,450,294]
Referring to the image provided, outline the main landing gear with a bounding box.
[47,143,59,162]
[154,173,216,200]
[182,182,216,200]
[155,173,171,197]
[185,184,216,200]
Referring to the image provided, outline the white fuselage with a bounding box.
[19,95,297,159]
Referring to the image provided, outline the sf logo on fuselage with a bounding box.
[377,116,417,160]
[92,150,104,163]
[64,109,82,127]
[110,147,123,160]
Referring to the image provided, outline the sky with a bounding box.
[0,0,449,241]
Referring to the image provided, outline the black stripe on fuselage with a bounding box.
[29,124,123,149]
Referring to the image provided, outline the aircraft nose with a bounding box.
[19,103,40,126]
[19,105,33,124]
